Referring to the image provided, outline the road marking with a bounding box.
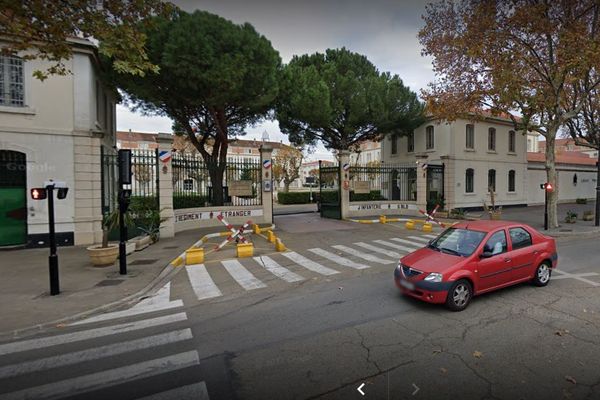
[407,236,431,243]
[354,242,401,259]
[308,248,369,269]
[136,382,210,400]
[390,237,425,249]
[253,256,305,283]
[186,264,223,300]
[70,301,183,326]
[222,259,267,290]
[0,313,188,356]
[332,245,395,264]
[422,234,438,239]
[0,351,200,400]
[552,269,600,286]
[0,329,193,379]
[374,239,418,253]
[280,252,340,276]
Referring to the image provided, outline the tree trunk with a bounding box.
[208,162,226,206]
[596,149,600,226]
[284,181,290,193]
[544,133,559,228]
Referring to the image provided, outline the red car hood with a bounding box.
[400,247,465,274]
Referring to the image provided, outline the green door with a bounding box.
[0,150,27,246]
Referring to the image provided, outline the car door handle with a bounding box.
[532,250,540,255]
[503,257,512,263]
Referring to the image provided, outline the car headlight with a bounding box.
[424,272,443,282]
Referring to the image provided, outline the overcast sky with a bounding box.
[116,0,434,160]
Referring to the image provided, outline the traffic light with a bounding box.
[31,188,47,200]
[540,182,554,192]
[57,187,69,199]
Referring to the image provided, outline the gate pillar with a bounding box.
[156,133,175,239]
[339,150,350,219]
[260,145,274,224]
[415,153,429,212]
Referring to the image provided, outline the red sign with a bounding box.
[31,188,47,200]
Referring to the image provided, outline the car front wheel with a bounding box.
[445,279,472,311]
[532,262,551,287]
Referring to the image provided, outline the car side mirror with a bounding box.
[480,251,493,259]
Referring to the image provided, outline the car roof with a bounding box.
[450,220,532,232]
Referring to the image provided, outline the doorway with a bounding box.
[0,150,27,246]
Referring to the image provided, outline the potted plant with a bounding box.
[582,210,594,221]
[565,210,578,223]
[86,208,124,267]
[483,188,502,220]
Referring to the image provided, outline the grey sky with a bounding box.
[116,0,435,160]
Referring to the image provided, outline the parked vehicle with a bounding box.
[394,221,558,311]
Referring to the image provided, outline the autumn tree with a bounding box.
[0,0,174,80]
[105,11,281,206]
[276,48,425,151]
[419,0,600,228]
[566,74,600,226]
[273,147,304,192]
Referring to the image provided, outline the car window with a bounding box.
[509,227,532,250]
[483,230,507,256]
[431,228,486,257]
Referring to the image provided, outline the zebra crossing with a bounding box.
[183,233,438,302]
[0,283,211,400]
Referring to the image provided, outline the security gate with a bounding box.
[0,150,27,246]
[426,164,444,210]
[319,162,341,219]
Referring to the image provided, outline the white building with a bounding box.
[0,39,117,247]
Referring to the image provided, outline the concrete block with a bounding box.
[237,243,254,258]
[186,247,204,265]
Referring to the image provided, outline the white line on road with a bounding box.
[422,234,438,239]
[0,351,200,400]
[552,269,600,286]
[280,252,339,276]
[391,238,425,249]
[407,236,430,243]
[374,240,418,253]
[222,260,267,290]
[332,245,395,264]
[136,382,210,400]
[354,242,401,259]
[253,256,305,283]
[308,248,369,269]
[186,264,223,300]
[0,313,188,357]
[0,329,193,379]
[70,302,184,327]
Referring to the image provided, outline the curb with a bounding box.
[546,228,600,238]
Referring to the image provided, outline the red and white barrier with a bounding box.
[214,218,252,251]
[418,204,446,228]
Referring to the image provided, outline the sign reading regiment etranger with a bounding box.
[175,209,263,223]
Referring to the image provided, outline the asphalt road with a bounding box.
[1,221,599,400]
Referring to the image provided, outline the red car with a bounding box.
[394,221,558,311]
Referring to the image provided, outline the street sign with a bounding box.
[342,163,350,171]
[118,149,132,185]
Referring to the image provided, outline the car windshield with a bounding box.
[429,228,486,257]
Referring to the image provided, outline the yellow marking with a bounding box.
[186,247,204,265]
[172,256,184,267]
[237,243,254,258]
[275,238,286,252]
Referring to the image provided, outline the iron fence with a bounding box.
[172,153,262,208]
[349,163,417,202]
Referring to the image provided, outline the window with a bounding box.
[465,124,474,149]
[426,125,434,149]
[391,135,398,155]
[488,169,496,192]
[488,128,496,151]
[407,132,414,153]
[0,56,24,106]
[508,170,516,192]
[509,227,532,250]
[183,179,194,191]
[465,168,474,193]
[509,130,516,152]
[483,230,507,255]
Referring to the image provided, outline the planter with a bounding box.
[565,217,577,224]
[132,235,152,251]
[126,241,136,255]
[87,245,119,267]
[489,211,502,220]
[582,213,594,221]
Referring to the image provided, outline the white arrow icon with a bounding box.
[412,383,420,395]
[357,382,366,396]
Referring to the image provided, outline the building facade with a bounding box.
[0,39,117,247]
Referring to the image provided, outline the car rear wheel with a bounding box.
[445,279,472,311]
[532,262,551,287]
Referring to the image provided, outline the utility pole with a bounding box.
[118,150,132,275]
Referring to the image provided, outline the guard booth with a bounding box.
[0,150,27,246]
[318,161,341,219]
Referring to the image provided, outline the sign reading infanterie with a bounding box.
[229,180,253,196]
[348,203,417,211]
[175,208,263,223]
[353,181,370,194]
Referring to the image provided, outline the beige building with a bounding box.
[0,39,117,247]
[382,115,529,210]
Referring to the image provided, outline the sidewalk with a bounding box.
[0,228,211,338]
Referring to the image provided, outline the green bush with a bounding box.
[277,192,312,204]
[349,190,385,201]
[173,195,207,209]
[318,190,339,204]
[130,196,158,210]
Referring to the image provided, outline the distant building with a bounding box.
[538,138,598,159]
[349,140,381,165]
